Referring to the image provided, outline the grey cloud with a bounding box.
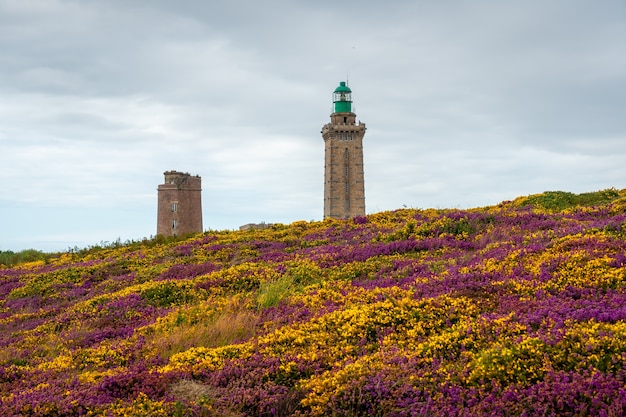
[0,0,624,251]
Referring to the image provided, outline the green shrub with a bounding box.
[519,189,621,211]
[0,249,50,267]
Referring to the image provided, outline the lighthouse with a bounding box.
[322,81,366,219]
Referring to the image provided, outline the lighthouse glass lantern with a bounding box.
[333,81,352,113]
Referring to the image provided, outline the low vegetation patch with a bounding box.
[1,189,626,416]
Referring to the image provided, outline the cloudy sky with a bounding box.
[1,0,624,252]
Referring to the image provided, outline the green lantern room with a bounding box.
[333,81,352,113]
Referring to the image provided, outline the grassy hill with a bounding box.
[2,189,626,416]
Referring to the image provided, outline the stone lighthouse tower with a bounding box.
[157,171,202,237]
[322,81,366,219]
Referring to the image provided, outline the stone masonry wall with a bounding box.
[157,171,202,237]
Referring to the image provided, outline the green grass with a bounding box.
[515,188,623,211]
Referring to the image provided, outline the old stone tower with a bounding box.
[157,171,202,237]
[322,81,366,219]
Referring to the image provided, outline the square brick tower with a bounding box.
[322,81,366,219]
[157,171,202,237]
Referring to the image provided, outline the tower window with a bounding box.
[172,219,178,229]
[171,202,178,212]
[343,116,347,123]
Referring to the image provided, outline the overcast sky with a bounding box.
[1,0,625,252]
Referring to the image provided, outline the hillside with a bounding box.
[2,189,626,416]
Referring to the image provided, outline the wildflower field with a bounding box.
[2,189,626,416]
